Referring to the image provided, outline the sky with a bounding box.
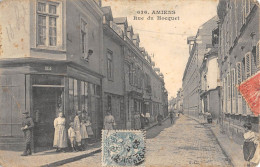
[102,0,218,98]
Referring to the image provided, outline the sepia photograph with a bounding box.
[0,0,259,166]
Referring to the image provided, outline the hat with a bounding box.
[22,111,29,115]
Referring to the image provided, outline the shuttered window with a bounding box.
[223,77,227,113]
[236,62,242,95]
[245,53,252,79]
[231,69,236,98]
[227,73,231,100]
[242,0,246,24]
[256,41,260,71]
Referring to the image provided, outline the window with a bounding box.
[227,73,231,100]
[107,50,113,80]
[223,77,227,113]
[37,1,58,46]
[245,0,251,17]
[129,63,134,85]
[245,53,252,79]
[107,95,112,111]
[236,62,242,85]
[256,41,260,71]
[81,20,87,54]
[231,69,236,98]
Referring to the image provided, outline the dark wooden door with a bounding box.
[33,87,63,148]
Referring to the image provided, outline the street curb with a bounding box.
[40,148,101,167]
[187,116,234,167]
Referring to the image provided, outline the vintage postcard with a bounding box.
[0,0,259,166]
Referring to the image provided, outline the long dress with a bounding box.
[74,116,82,143]
[243,131,257,161]
[53,117,68,148]
[86,116,94,136]
[80,117,88,139]
[104,115,116,130]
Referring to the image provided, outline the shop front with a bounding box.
[0,60,103,151]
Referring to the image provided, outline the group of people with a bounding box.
[53,110,94,152]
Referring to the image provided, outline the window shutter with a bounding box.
[245,53,252,79]
[257,41,260,71]
[236,62,242,85]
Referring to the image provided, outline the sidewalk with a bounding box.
[0,142,101,167]
[188,115,247,167]
[0,117,168,167]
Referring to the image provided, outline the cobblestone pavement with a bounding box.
[146,115,231,167]
[61,116,231,167]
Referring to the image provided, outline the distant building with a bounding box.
[199,26,221,122]
[176,88,183,113]
[102,7,126,129]
[182,16,218,119]
[217,0,259,143]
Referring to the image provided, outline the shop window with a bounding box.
[107,95,112,111]
[37,1,59,46]
[73,79,78,111]
[69,78,74,113]
[84,82,88,111]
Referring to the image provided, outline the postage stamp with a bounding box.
[102,130,145,166]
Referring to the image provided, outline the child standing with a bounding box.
[68,122,77,152]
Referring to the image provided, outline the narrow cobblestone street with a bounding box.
[146,116,231,167]
[61,116,231,167]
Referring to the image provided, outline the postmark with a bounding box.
[102,130,145,166]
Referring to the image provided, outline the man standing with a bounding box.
[21,111,34,156]
[170,112,174,124]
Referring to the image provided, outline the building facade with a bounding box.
[175,88,183,113]
[199,26,221,121]
[182,16,218,119]
[0,0,168,151]
[0,0,104,150]
[217,0,259,143]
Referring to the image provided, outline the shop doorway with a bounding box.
[32,87,64,150]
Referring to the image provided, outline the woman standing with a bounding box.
[53,112,67,152]
[74,111,82,151]
[81,110,88,150]
[85,112,94,144]
[243,123,257,167]
[104,111,116,130]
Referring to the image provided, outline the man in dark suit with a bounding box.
[21,111,34,156]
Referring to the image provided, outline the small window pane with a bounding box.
[49,5,57,14]
[38,15,46,45]
[38,2,46,12]
[49,17,57,46]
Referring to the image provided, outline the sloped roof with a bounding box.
[133,34,140,40]
[114,17,127,24]
[101,6,113,21]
